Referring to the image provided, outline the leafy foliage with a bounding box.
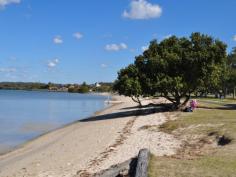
[113,64,142,105]
[0,82,48,90]
[114,33,227,108]
[78,82,90,93]
[226,48,236,96]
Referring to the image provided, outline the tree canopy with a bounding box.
[226,48,236,97]
[227,47,236,67]
[78,82,90,93]
[113,32,227,108]
[113,64,142,105]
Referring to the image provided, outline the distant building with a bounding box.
[58,87,68,92]
[95,82,101,87]
[48,86,58,91]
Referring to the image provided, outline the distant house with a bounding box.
[58,87,68,92]
[95,82,101,87]
[48,86,59,91]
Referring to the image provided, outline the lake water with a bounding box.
[0,90,108,154]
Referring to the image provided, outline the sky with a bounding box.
[0,0,236,84]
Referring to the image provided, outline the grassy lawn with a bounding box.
[148,99,236,177]
[197,97,236,105]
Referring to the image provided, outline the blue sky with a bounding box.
[0,0,235,84]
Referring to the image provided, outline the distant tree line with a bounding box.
[113,32,236,108]
[67,82,113,93]
[0,82,113,94]
[0,82,48,90]
[67,82,90,93]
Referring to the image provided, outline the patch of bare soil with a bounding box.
[173,135,217,160]
[169,128,232,160]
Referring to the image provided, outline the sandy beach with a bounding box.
[0,95,181,177]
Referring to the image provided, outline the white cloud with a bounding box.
[54,58,59,63]
[0,0,20,8]
[73,32,83,40]
[233,35,236,41]
[123,0,162,20]
[120,43,128,49]
[53,36,63,44]
[141,45,148,51]
[101,64,108,68]
[105,44,120,51]
[47,58,59,68]
[0,67,16,72]
[105,43,128,51]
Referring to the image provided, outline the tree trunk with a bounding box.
[224,88,227,98]
[171,97,181,110]
[131,96,142,107]
[181,96,190,107]
[234,87,236,99]
[173,96,190,110]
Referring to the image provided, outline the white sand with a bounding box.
[0,96,180,177]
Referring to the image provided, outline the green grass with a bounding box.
[149,154,236,177]
[198,97,236,104]
[149,101,236,177]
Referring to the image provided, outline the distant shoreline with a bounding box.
[0,88,112,95]
[0,81,113,93]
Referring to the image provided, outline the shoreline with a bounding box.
[0,96,180,177]
[0,88,112,94]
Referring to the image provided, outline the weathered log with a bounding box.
[135,149,150,177]
[93,157,137,177]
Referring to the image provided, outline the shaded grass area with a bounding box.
[148,99,236,177]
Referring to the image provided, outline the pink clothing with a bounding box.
[190,99,198,110]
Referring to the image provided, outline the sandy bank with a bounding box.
[0,96,181,177]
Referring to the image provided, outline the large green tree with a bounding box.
[114,33,227,108]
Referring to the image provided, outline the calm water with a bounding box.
[0,90,108,154]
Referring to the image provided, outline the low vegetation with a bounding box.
[148,99,236,177]
[0,82,49,90]
[0,81,113,93]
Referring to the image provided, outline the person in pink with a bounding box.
[190,99,198,110]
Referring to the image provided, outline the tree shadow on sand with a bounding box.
[80,104,172,122]
[120,103,172,110]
